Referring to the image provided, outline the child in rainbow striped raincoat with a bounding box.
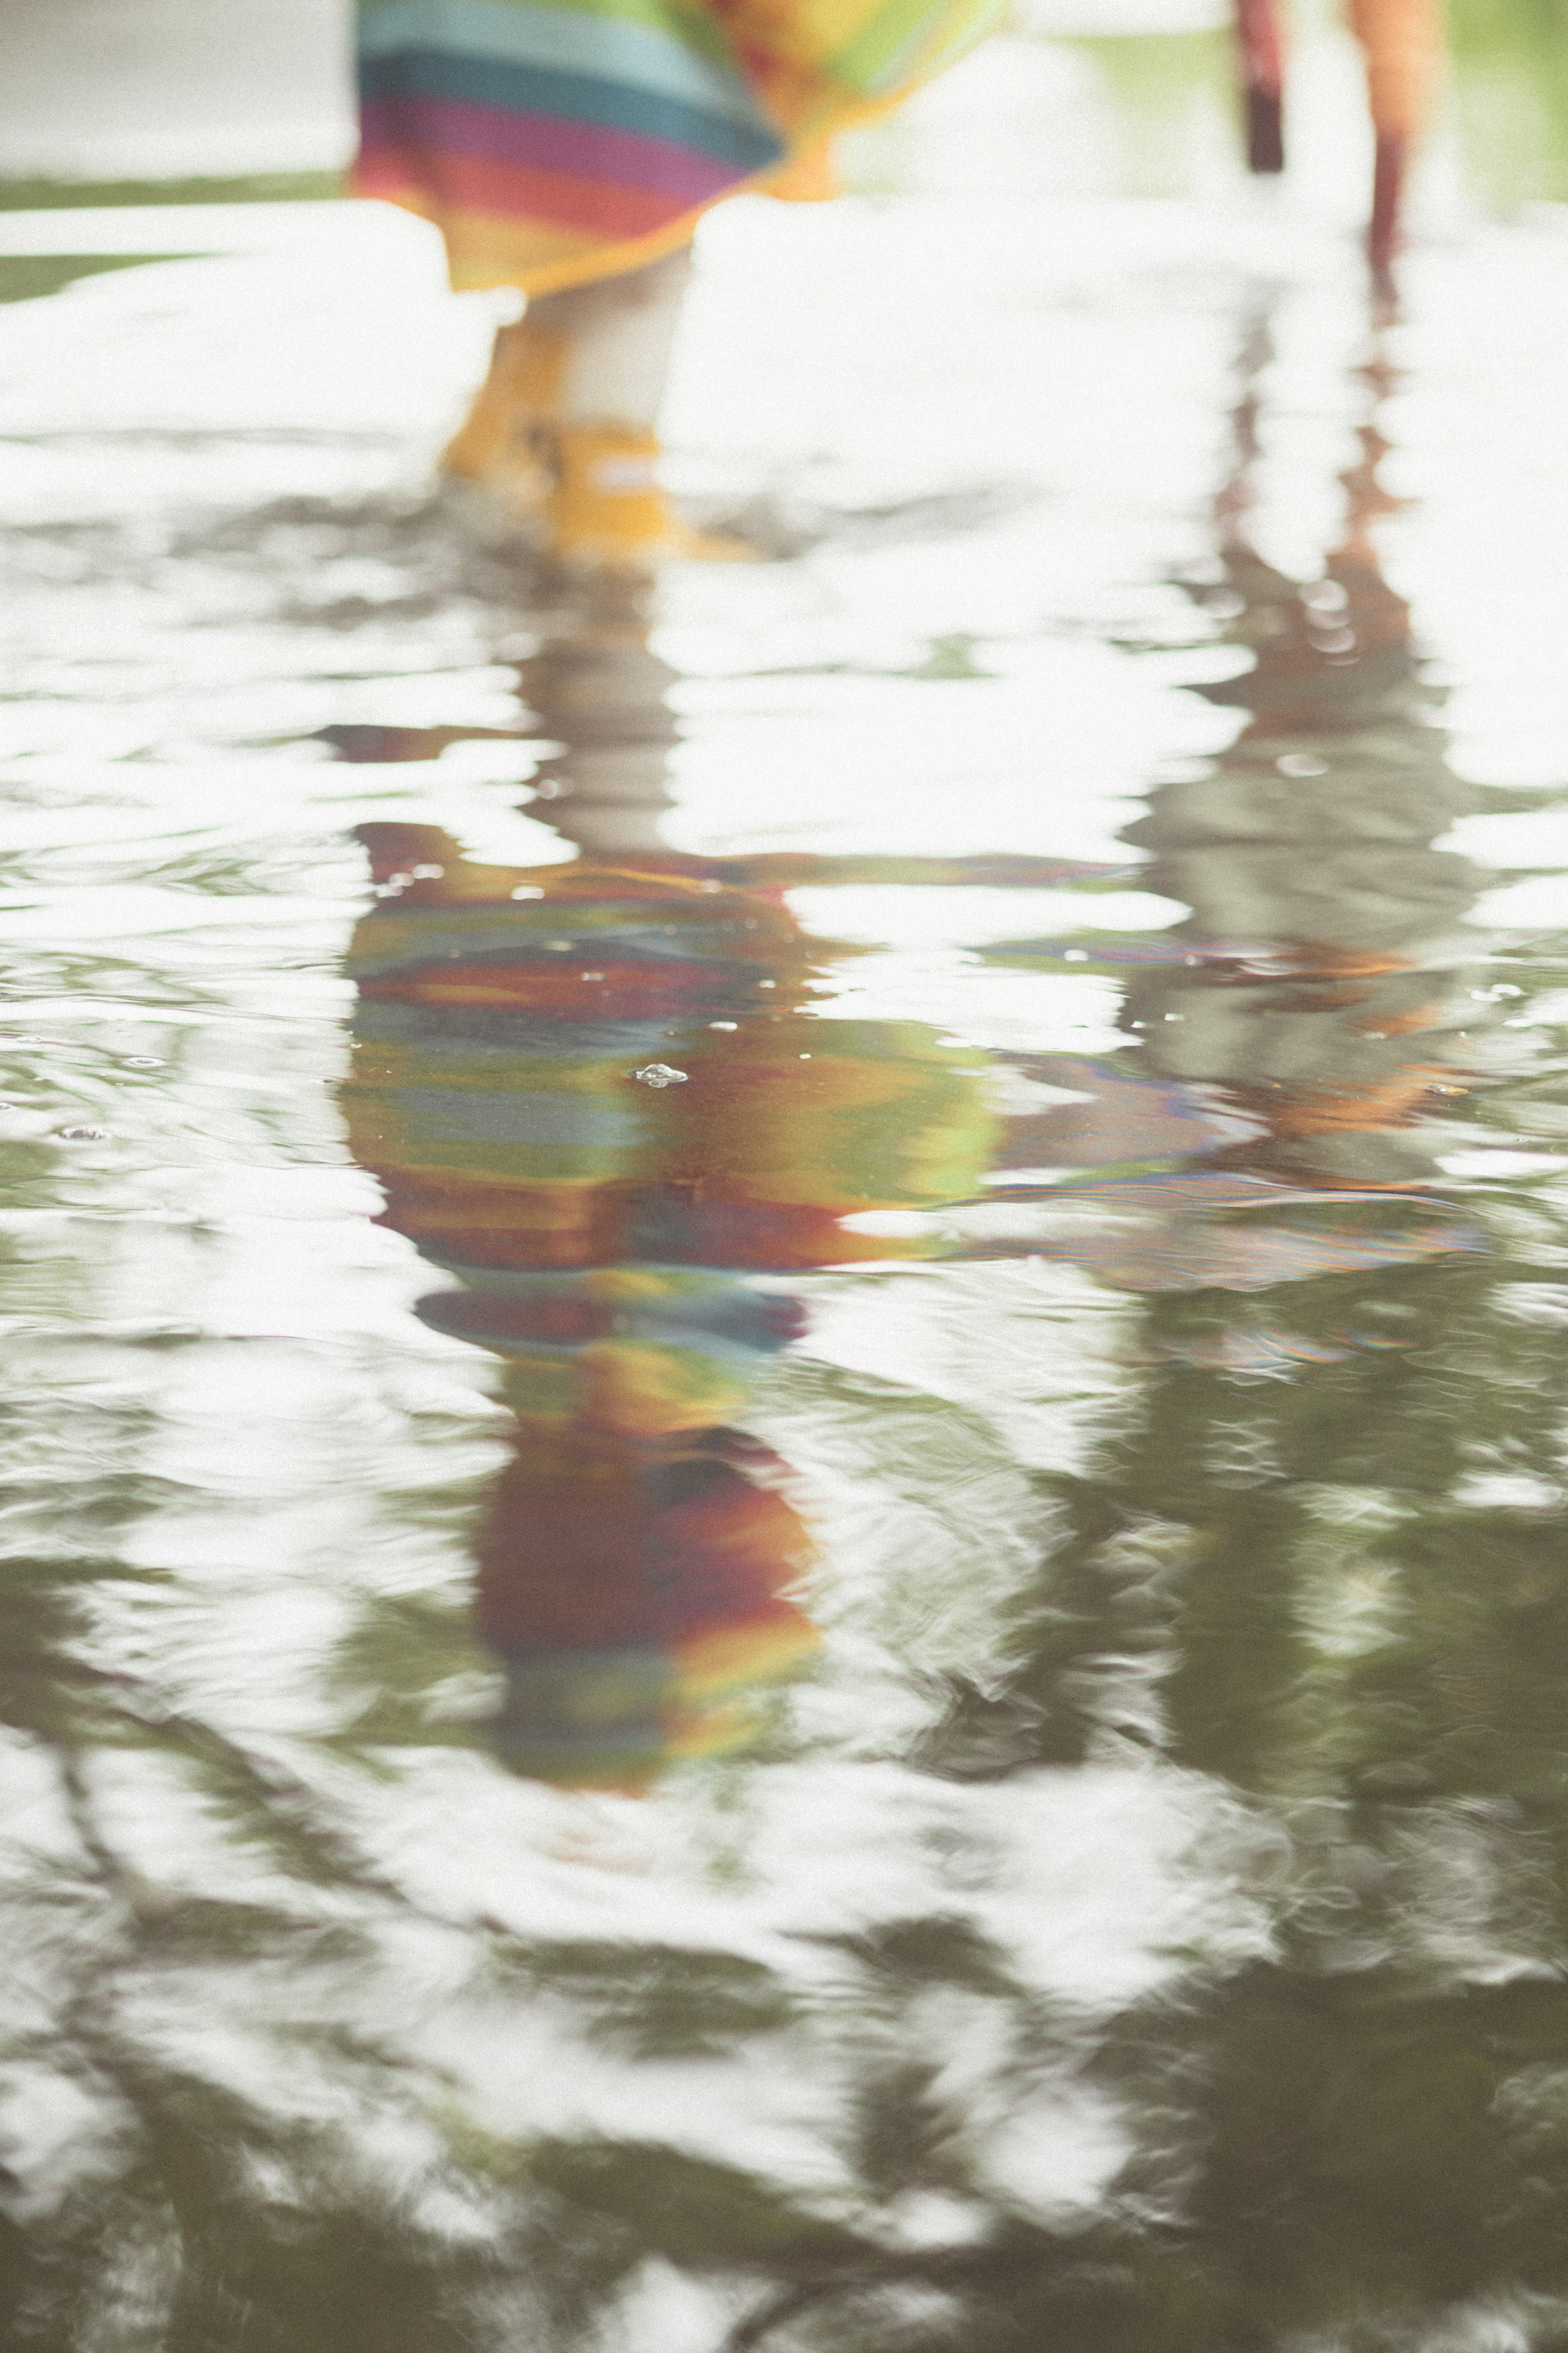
[352,0,1002,564]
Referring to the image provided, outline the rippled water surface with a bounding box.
[6,60,1568,2353]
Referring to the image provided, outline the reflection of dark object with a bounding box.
[719,2248,1062,2353]
[314,723,529,763]
[1370,134,1410,283]
[417,1281,806,1355]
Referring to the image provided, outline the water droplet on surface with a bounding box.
[580,972,605,982]
[708,1021,737,1030]
[510,886,543,900]
[630,1064,688,1089]
[1064,948,1088,961]
[57,1126,110,1141]
[1277,753,1328,776]
[124,1057,163,1068]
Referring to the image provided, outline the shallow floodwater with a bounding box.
[5,55,1568,2353]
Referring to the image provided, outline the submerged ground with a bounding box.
[3,28,1568,2353]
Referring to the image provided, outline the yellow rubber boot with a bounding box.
[441,316,567,515]
[547,423,748,570]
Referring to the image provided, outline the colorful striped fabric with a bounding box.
[352,0,1003,292]
[476,1435,821,1786]
[342,832,993,1783]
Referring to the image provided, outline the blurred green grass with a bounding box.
[0,251,194,302]
[0,170,341,213]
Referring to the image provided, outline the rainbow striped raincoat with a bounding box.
[352,0,1002,293]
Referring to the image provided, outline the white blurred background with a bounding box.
[0,0,357,181]
[0,0,1456,233]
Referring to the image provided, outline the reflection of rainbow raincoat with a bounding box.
[352,0,1003,293]
[343,835,995,1783]
[475,1431,819,1783]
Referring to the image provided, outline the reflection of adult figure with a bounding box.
[1118,332,1492,1191]
[949,328,1491,1293]
[352,0,1001,562]
[976,320,1490,1198]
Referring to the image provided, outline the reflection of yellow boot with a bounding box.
[441,317,566,518]
[547,423,750,570]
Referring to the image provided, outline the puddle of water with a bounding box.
[5,36,1568,2353]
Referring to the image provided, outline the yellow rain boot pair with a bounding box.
[441,321,741,570]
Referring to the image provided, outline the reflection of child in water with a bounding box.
[343,827,998,1786]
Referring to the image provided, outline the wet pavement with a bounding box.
[5,40,1568,2353]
